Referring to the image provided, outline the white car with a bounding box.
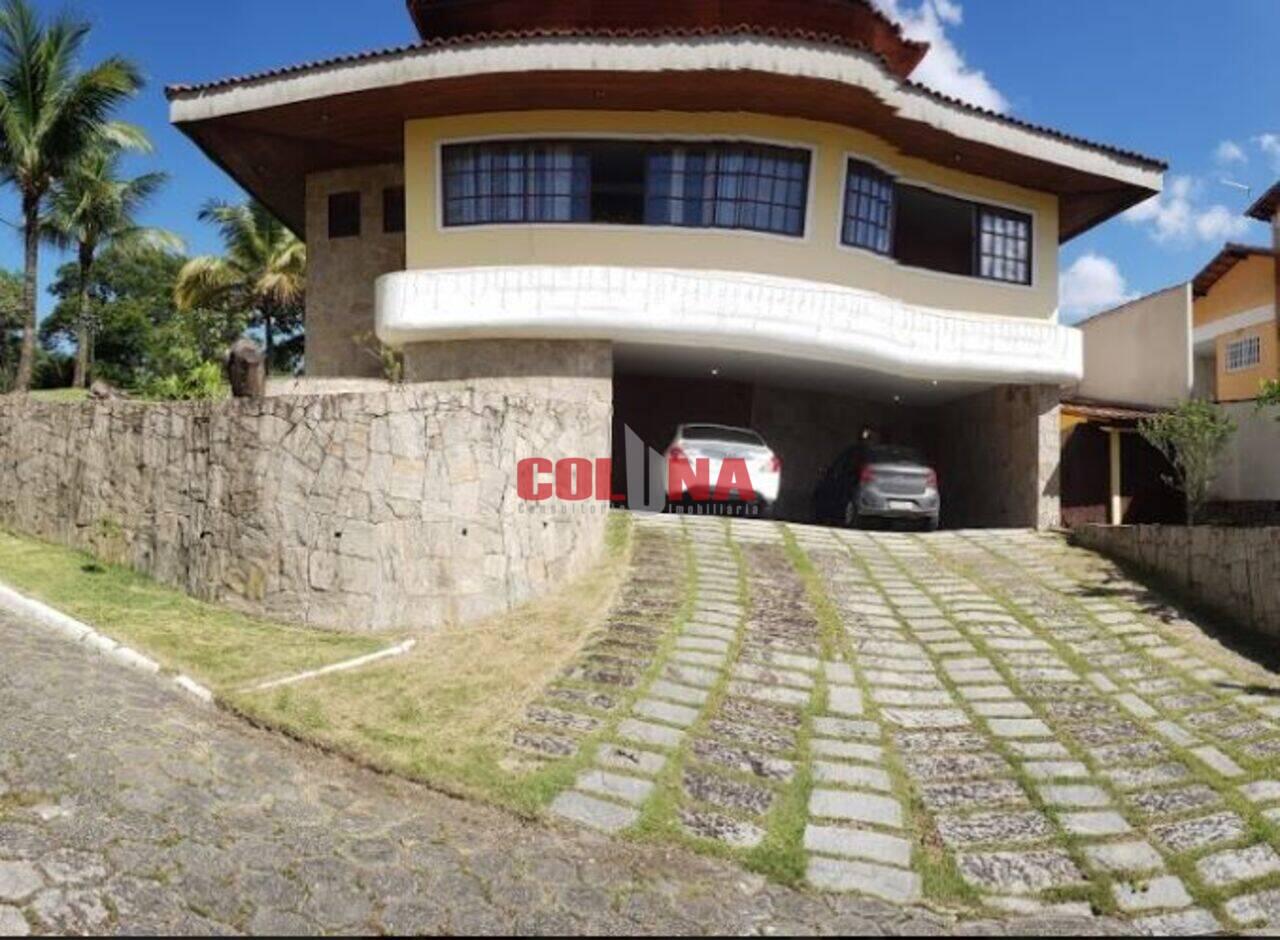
[663,424,782,512]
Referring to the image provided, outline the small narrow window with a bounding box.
[383,186,406,234]
[978,207,1032,284]
[842,159,895,255]
[328,191,361,239]
[1226,335,1262,372]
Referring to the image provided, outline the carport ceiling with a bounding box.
[613,343,996,406]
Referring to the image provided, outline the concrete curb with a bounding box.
[241,639,418,694]
[0,580,216,706]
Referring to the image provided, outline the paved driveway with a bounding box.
[518,518,1280,934]
[0,597,1101,936]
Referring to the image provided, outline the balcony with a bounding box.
[376,265,1083,385]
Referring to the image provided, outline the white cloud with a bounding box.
[1059,253,1135,322]
[1194,204,1250,243]
[1215,140,1247,165]
[1255,133,1280,171]
[871,1,1009,113]
[1123,175,1248,246]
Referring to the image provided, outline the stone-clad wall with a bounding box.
[0,380,611,632]
[935,384,1061,530]
[1073,524,1280,641]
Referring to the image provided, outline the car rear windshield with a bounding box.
[681,425,765,446]
[867,445,924,464]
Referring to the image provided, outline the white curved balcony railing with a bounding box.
[376,265,1083,385]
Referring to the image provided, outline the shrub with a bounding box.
[1138,399,1236,525]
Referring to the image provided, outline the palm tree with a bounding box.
[44,144,180,387]
[0,0,144,391]
[175,200,306,367]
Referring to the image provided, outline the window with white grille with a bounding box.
[1225,335,1262,372]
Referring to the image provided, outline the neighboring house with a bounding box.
[1076,192,1280,520]
[167,0,1163,528]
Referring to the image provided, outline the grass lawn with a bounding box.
[28,387,89,403]
[229,512,633,816]
[0,530,387,690]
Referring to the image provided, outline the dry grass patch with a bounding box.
[0,529,384,689]
[228,512,634,815]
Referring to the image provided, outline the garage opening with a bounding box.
[612,353,1059,529]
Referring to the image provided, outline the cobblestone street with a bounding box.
[5,516,1280,934]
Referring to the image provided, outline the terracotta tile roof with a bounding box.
[1062,399,1165,423]
[1246,181,1280,223]
[165,30,1165,171]
[1192,243,1279,298]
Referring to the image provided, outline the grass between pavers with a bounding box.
[807,530,982,909]
[0,529,385,690]
[228,511,635,818]
[933,532,1280,922]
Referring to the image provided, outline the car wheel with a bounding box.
[843,498,861,529]
[923,516,940,532]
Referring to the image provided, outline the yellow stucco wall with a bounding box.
[1215,322,1278,402]
[1194,254,1274,327]
[1193,254,1278,400]
[403,111,1061,321]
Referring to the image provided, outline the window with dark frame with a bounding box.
[841,159,895,255]
[978,206,1032,285]
[442,141,591,226]
[645,143,809,237]
[328,191,361,239]
[383,186,406,234]
[841,161,1033,285]
[440,139,810,237]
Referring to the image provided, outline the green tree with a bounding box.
[175,200,305,370]
[0,0,144,391]
[44,245,246,395]
[0,267,20,386]
[44,144,178,387]
[1138,399,1237,525]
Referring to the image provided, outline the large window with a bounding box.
[442,142,591,225]
[646,144,809,236]
[841,163,1034,285]
[441,139,810,237]
[1226,335,1262,372]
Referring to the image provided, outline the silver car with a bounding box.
[814,443,940,530]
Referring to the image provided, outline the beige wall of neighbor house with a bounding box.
[1076,284,1193,408]
[402,110,1062,322]
[1194,254,1275,327]
[306,164,406,377]
[1212,400,1280,502]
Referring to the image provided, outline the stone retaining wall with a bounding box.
[1072,524,1280,641]
[0,378,611,632]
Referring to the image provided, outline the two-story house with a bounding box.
[1191,225,1280,403]
[167,0,1163,528]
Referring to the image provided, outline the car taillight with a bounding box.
[860,466,877,484]
[765,454,782,473]
[927,469,939,490]
[668,446,687,462]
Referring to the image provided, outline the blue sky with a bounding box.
[4,0,1280,322]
